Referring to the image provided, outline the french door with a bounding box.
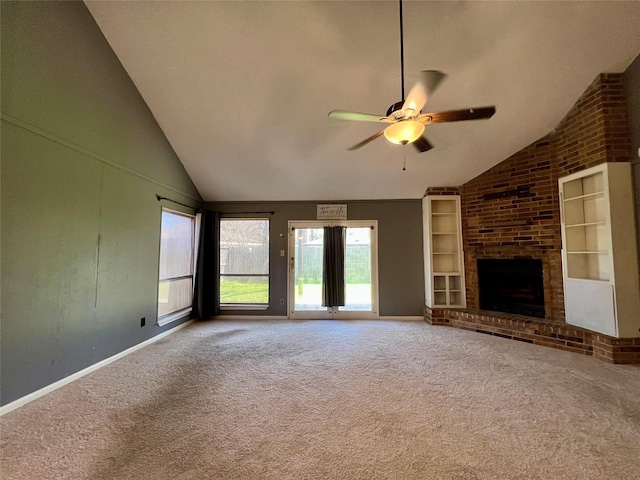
[288,220,379,319]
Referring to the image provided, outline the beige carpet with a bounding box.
[1,320,639,479]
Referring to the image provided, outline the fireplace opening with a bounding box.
[477,259,545,318]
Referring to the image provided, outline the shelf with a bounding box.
[565,222,608,252]
[431,215,457,234]
[449,291,464,305]
[563,191,604,202]
[431,200,457,214]
[566,252,609,281]
[562,171,604,200]
[566,275,609,282]
[564,197,605,225]
[432,256,459,273]
[560,167,609,283]
[433,276,446,291]
[434,292,447,304]
[567,251,608,255]
[432,234,458,255]
[565,222,606,228]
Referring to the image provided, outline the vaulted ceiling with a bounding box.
[85,1,640,202]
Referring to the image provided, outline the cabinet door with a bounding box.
[564,278,616,336]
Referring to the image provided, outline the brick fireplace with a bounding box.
[424,73,640,363]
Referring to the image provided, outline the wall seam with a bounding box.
[0,112,201,203]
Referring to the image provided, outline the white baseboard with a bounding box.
[211,315,423,322]
[0,319,195,417]
[211,315,289,321]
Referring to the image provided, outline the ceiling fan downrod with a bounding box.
[386,0,407,118]
[399,0,405,102]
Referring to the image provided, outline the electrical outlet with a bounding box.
[140,317,146,327]
[280,298,285,305]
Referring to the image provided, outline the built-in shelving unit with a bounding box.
[423,195,466,308]
[559,162,640,338]
[561,170,608,281]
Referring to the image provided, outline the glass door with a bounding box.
[288,221,378,319]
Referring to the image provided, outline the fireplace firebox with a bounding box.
[477,259,545,318]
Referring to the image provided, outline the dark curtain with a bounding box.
[192,211,206,319]
[194,210,220,319]
[322,226,346,307]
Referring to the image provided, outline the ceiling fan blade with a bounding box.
[329,110,389,123]
[347,129,385,151]
[419,106,496,124]
[412,135,433,153]
[401,81,427,117]
[420,70,447,97]
[400,71,447,118]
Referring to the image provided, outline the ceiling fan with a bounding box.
[328,1,496,153]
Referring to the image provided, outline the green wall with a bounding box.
[1,1,202,406]
[208,201,425,317]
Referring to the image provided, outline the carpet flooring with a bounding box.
[1,320,639,479]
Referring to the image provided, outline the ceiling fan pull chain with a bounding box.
[402,151,407,171]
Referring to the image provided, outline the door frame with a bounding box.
[287,220,379,319]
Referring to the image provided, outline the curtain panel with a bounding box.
[194,210,220,319]
[322,226,346,307]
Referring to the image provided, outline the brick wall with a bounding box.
[458,74,631,323]
[424,186,460,196]
[556,74,630,176]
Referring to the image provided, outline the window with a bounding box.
[158,209,197,325]
[220,218,269,307]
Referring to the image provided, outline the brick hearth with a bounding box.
[424,307,640,364]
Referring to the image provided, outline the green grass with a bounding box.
[220,279,269,304]
[165,279,368,307]
[158,282,169,301]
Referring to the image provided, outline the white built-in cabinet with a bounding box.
[423,195,466,308]
[559,162,640,338]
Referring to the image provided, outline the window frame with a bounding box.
[157,208,198,326]
[219,217,270,310]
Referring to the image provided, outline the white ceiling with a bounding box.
[85,1,640,202]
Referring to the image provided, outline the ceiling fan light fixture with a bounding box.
[383,120,425,145]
